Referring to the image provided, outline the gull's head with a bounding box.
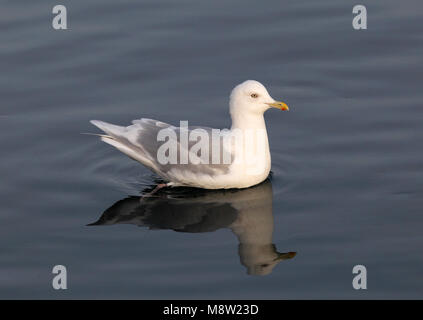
[229,80,289,115]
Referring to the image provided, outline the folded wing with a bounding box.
[90,118,234,185]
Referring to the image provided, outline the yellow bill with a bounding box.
[266,101,289,111]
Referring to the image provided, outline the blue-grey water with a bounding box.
[1,0,422,299]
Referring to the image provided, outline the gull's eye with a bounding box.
[251,93,259,98]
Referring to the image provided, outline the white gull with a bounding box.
[90,80,289,190]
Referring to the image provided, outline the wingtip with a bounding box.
[89,120,110,133]
[90,120,101,126]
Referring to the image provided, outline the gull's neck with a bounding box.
[230,111,267,131]
[229,108,272,182]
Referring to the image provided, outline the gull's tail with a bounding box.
[90,120,125,138]
[89,120,159,172]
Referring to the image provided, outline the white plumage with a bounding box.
[90,80,289,189]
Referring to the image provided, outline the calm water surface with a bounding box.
[1,0,422,298]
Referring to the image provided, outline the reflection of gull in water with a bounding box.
[89,179,296,276]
